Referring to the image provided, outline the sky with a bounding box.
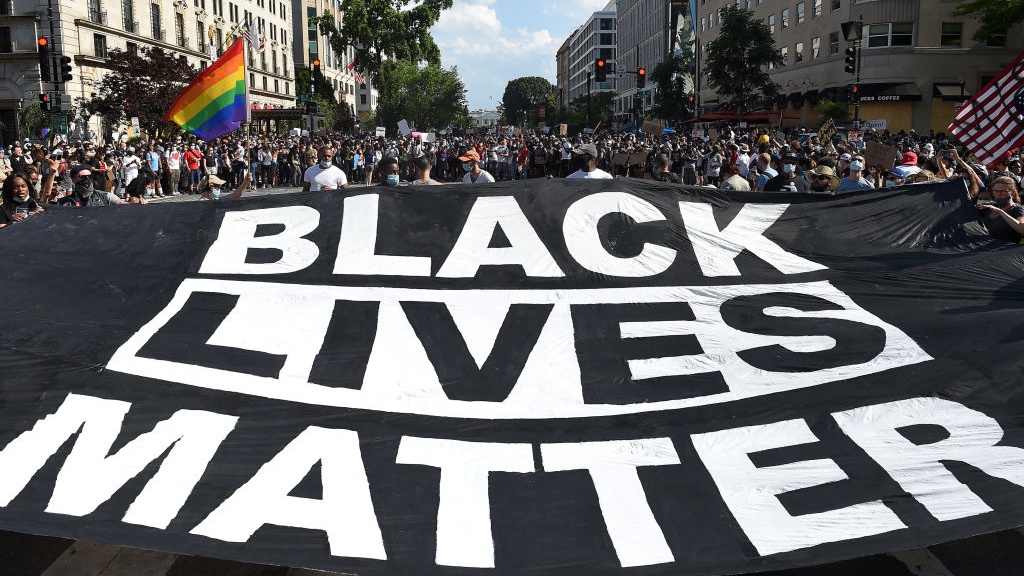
[430,0,613,111]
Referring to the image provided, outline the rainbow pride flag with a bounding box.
[163,38,247,141]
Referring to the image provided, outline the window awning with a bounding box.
[933,82,968,101]
[857,82,923,102]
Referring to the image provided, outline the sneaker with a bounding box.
[171,191,181,196]
[156,192,164,197]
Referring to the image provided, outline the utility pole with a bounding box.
[586,71,592,125]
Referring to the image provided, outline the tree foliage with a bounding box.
[501,77,554,126]
[703,6,783,114]
[374,61,469,132]
[954,0,1024,42]
[295,67,354,131]
[650,36,696,121]
[79,47,197,137]
[311,0,453,89]
[814,99,850,126]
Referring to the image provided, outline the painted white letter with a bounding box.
[678,203,827,277]
[0,393,237,530]
[692,418,904,556]
[541,438,679,567]
[334,194,432,276]
[199,206,321,274]
[192,426,386,560]
[437,196,564,278]
[835,397,1024,521]
[563,192,676,277]
[396,436,534,568]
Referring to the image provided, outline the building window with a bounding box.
[216,28,223,55]
[941,22,963,47]
[892,22,913,46]
[829,31,839,54]
[360,94,367,105]
[831,0,840,9]
[94,33,107,58]
[197,21,206,52]
[123,0,135,32]
[151,3,161,39]
[795,42,803,62]
[285,81,289,94]
[262,76,267,90]
[796,2,805,24]
[0,27,10,53]
[779,46,787,66]
[768,14,775,34]
[274,79,279,92]
[701,17,705,32]
[126,41,137,56]
[868,22,913,48]
[175,12,186,47]
[812,0,821,18]
[781,9,789,28]
[987,33,1007,47]
[812,36,820,58]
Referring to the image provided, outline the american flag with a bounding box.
[240,15,254,49]
[354,70,364,85]
[949,52,1024,167]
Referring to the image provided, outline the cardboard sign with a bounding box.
[398,119,412,137]
[817,118,836,143]
[375,126,386,138]
[865,140,898,170]
[642,121,665,136]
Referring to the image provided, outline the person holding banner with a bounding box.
[566,143,613,180]
[977,177,1024,243]
[459,150,495,184]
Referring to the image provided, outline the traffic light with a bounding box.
[311,58,320,94]
[844,46,857,74]
[849,83,859,103]
[59,55,72,83]
[39,93,51,112]
[594,58,606,82]
[637,67,646,88]
[38,37,51,82]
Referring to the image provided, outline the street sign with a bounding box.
[51,114,68,135]
[639,90,651,97]
[297,94,310,102]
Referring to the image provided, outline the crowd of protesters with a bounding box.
[0,123,1021,243]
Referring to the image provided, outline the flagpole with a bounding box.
[243,33,253,189]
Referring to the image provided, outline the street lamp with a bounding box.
[841,17,864,128]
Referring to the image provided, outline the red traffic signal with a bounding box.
[38,37,51,82]
[59,55,72,83]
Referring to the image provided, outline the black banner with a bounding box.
[1,179,1023,575]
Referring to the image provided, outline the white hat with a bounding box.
[923,143,934,151]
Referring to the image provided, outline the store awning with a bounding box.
[857,82,923,102]
[933,82,968,101]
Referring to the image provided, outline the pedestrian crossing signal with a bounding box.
[39,93,51,112]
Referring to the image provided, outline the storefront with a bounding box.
[854,83,922,132]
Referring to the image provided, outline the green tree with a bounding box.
[295,66,354,131]
[650,39,696,122]
[19,100,49,142]
[954,0,1024,42]
[813,99,850,126]
[311,0,452,89]
[703,5,783,116]
[502,76,554,126]
[79,47,197,137]
[374,61,469,132]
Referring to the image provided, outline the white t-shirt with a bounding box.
[463,170,495,184]
[303,164,348,190]
[165,150,181,170]
[566,168,613,179]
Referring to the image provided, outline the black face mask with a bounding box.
[994,196,1012,208]
[74,178,94,198]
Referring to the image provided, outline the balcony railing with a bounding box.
[154,28,166,41]
[177,34,190,49]
[89,9,108,25]
[124,20,138,33]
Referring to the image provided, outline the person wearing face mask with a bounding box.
[302,146,349,192]
[884,167,911,188]
[977,176,1024,243]
[0,171,45,227]
[200,173,251,201]
[763,154,810,192]
[835,155,875,192]
[376,157,402,186]
[57,165,124,207]
[459,150,495,184]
